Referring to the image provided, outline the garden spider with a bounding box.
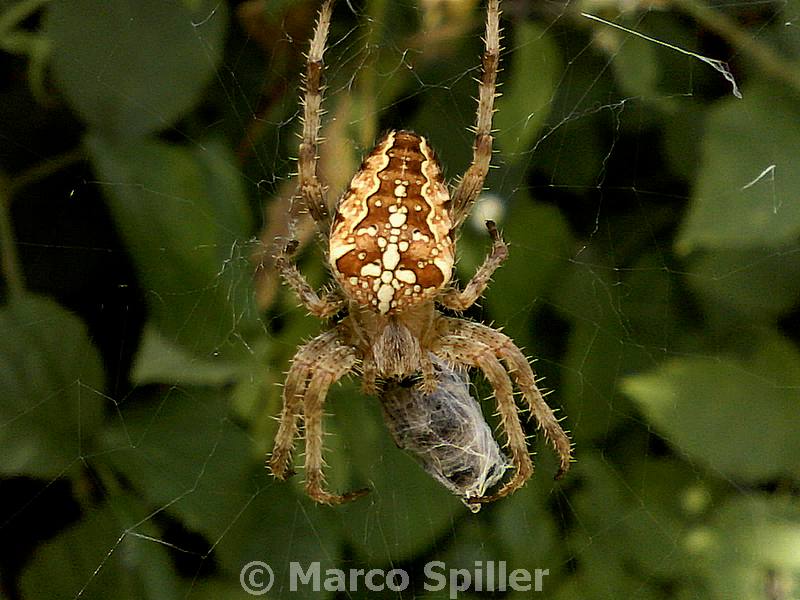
[269,0,572,508]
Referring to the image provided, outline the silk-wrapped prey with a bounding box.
[380,355,509,512]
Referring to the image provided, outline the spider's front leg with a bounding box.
[439,220,508,311]
[297,0,334,234]
[275,239,344,318]
[451,0,501,229]
[269,326,369,505]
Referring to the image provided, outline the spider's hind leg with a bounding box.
[494,336,573,478]
[303,361,371,505]
[270,324,368,505]
[434,337,533,504]
[269,327,363,505]
[449,320,573,479]
[435,316,573,504]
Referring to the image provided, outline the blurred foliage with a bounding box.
[1,0,799,598]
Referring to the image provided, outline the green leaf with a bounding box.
[328,382,466,564]
[621,330,800,482]
[483,197,573,347]
[621,459,718,578]
[687,245,800,322]
[662,101,705,183]
[100,387,255,540]
[409,34,483,173]
[212,481,342,600]
[692,495,800,600]
[0,294,104,477]
[528,35,613,189]
[610,33,659,98]
[530,116,604,189]
[562,457,690,600]
[493,479,560,574]
[494,23,560,159]
[554,252,676,441]
[176,578,255,600]
[0,0,53,101]
[676,81,800,252]
[19,496,181,600]
[431,518,507,594]
[86,134,257,358]
[132,323,247,385]
[44,0,227,138]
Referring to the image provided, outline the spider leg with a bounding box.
[361,358,378,396]
[269,328,341,479]
[494,336,573,478]
[446,319,573,479]
[269,327,367,504]
[451,0,501,230]
[275,239,344,318]
[301,343,370,505]
[435,336,533,503]
[419,352,438,394]
[438,220,508,311]
[297,0,334,235]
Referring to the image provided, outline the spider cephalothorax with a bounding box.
[269,0,572,509]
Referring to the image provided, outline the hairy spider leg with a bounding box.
[434,335,534,503]
[297,0,334,235]
[438,220,508,311]
[443,318,574,485]
[270,328,342,479]
[450,0,502,230]
[274,240,344,318]
[300,342,368,504]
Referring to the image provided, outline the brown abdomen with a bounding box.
[329,130,454,314]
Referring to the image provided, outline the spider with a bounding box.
[269,0,572,507]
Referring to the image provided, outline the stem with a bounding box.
[7,147,85,197]
[670,0,800,95]
[1,148,85,297]
[357,0,388,148]
[0,172,25,297]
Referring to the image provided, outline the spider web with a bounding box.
[2,0,800,599]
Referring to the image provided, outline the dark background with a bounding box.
[1,0,799,598]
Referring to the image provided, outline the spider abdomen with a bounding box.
[329,130,454,314]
